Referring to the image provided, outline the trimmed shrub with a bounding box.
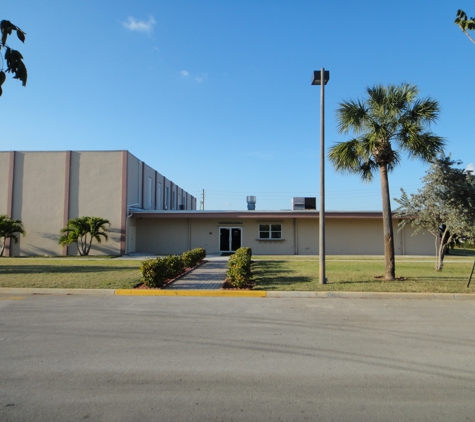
[140,248,207,288]
[182,247,206,268]
[226,247,253,288]
[140,258,169,288]
[163,255,185,277]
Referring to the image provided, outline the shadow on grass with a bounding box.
[0,265,136,275]
[253,262,314,289]
[254,275,314,288]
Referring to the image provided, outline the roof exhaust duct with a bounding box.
[247,196,256,210]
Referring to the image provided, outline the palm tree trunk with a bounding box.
[379,164,396,280]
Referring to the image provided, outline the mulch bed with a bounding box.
[221,280,255,290]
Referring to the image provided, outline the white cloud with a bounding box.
[122,16,156,34]
[195,73,208,83]
[180,70,208,83]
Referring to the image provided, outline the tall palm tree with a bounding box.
[59,216,110,256]
[0,215,26,256]
[328,84,444,280]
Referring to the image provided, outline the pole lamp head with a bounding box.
[311,70,330,86]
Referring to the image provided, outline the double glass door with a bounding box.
[219,227,242,252]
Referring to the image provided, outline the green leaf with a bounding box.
[16,29,25,43]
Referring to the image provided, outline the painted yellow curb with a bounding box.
[115,289,266,297]
[0,296,26,301]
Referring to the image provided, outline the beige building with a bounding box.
[1,150,433,257]
[128,210,433,256]
[0,151,197,256]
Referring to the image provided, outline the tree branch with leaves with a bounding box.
[454,9,475,45]
[0,19,27,97]
[395,156,475,271]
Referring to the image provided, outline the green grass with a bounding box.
[0,258,142,289]
[1,255,475,293]
[251,255,475,293]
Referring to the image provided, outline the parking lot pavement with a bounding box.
[1,295,474,421]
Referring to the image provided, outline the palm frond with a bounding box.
[399,132,445,162]
[328,138,376,181]
[336,100,369,134]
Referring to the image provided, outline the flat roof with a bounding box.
[129,210,390,219]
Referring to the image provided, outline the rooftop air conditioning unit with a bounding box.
[292,197,316,210]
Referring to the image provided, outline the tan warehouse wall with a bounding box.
[67,151,124,255]
[1,150,196,256]
[10,152,68,255]
[2,151,125,256]
[0,152,13,215]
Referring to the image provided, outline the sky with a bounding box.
[2,0,474,211]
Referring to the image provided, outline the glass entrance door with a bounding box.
[219,227,242,252]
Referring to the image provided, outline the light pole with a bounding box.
[312,68,330,284]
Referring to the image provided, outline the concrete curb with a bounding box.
[0,288,474,300]
[265,291,475,300]
[0,288,116,296]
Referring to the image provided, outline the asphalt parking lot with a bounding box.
[1,294,474,421]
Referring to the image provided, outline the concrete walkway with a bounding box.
[164,256,228,290]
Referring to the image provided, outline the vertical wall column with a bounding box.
[170,181,174,210]
[162,175,166,210]
[154,171,158,210]
[140,160,145,210]
[5,151,16,256]
[61,151,72,256]
[120,151,128,255]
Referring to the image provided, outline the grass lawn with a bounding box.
[252,255,475,293]
[1,253,475,293]
[0,257,142,289]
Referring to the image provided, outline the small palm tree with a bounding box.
[59,216,110,256]
[328,84,444,280]
[0,215,26,256]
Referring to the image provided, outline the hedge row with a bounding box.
[226,247,253,288]
[140,247,206,288]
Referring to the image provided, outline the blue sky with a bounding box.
[2,0,474,211]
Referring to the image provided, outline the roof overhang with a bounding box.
[128,210,389,219]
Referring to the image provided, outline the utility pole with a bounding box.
[200,189,205,210]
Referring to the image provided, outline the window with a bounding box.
[259,224,282,239]
[166,187,169,209]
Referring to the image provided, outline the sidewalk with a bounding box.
[164,259,228,290]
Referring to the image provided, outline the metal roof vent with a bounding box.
[292,197,316,210]
[247,196,256,210]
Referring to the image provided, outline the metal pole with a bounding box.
[467,260,475,288]
[319,67,326,284]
